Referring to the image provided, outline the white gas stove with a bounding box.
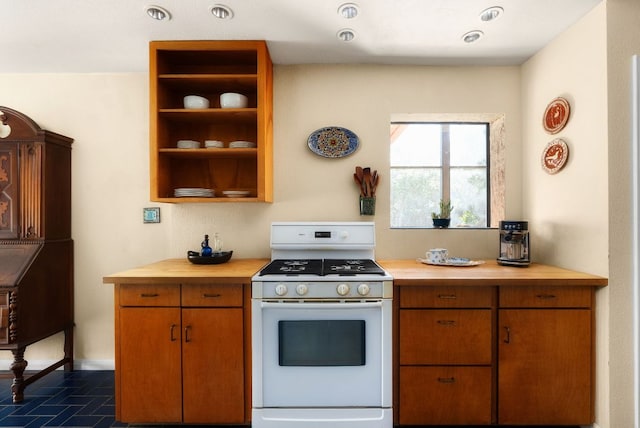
[251,222,393,428]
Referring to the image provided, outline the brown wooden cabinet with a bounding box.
[0,106,74,403]
[395,282,597,426]
[498,286,594,425]
[115,283,245,424]
[397,286,495,425]
[149,40,273,202]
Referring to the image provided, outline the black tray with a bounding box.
[187,250,233,265]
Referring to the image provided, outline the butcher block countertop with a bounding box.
[378,259,608,287]
[102,258,607,288]
[102,258,270,285]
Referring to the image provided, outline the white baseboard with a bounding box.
[2,359,114,371]
[72,359,115,370]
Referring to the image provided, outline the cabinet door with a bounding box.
[0,143,18,239]
[182,308,244,423]
[119,307,182,423]
[498,309,592,425]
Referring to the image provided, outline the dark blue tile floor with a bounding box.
[0,370,125,427]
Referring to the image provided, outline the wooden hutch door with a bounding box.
[0,143,18,239]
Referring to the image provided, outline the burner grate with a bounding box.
[324,259,385,276]
[259,259,323,276]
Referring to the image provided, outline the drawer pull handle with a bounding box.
[503,326,511,344]
[203,293,222,298]
[536,294,557,299]
[184,326,191,343]
[437,377,456,383]
[438,294,457,300]
[437,320,456,326]
[170,324,177,342]
[140,293,159,298]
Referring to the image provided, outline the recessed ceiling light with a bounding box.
[338,3,359,19]
[146,5,171,21]
[462,30,484,43]
[211,4,234,19]
[337,29,356,42]
[480,6,503,22]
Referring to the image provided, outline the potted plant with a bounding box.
[432,199,453,228]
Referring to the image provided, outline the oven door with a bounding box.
[252,299,392,408]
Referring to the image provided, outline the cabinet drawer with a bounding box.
[400,286,495,308]
[400,309,492,365]
[182,284,243,307]
[499,286,592,308]
[399,366,492,425]
[119,284,180,307]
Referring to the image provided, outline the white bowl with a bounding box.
[183,95,210,109]
[177,139,200,149]
[220,92,248,109]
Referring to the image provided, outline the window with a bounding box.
[390,114,505,229]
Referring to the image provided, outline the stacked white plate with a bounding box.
[229,140,256,148]
[222,190,251,198]
[174,188,215,197]
[177,139,200,149]
[204,140,224,148]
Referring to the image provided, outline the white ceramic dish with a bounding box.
[220,92,248,109]
[183,95,210,109]
[177,139,200,149]
[204,140,224,148]
[222,190,251,197]
[174,187,215,197]
[228,140,256,148]
[417,257,484,267]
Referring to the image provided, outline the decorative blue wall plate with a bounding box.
[307,126,359,158]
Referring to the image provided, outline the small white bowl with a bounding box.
[183,95,210,109]
[220,92,248,109]
[177,139,200,149]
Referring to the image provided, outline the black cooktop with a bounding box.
[259,259,385,276]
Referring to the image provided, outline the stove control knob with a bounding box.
[337,283,350,296]
[357,283,370,296]
[275,283,288,296]
[296,283,309,296]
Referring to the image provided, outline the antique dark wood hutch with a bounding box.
[0,106,74,403]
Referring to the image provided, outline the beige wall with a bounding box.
[521,2,611,427]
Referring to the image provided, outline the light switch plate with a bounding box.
[143,207,160,223]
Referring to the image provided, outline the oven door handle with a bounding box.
[258,301,384,310]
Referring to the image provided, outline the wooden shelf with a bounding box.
[158,74,258,91]
[159,148,257,158]
[158,109,257,123]
[149,40,273,203]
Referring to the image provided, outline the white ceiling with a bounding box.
[0,0,602,73]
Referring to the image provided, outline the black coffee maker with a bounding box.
[497,221,530,267]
